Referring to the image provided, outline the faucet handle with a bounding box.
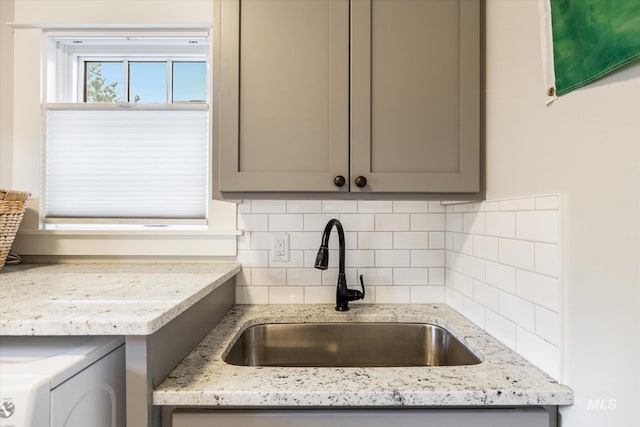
[346,275,366,302]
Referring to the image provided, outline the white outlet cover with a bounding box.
[272,233,289,262]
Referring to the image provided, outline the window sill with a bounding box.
[13,228,241,257]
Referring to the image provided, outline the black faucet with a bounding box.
[314,218,365,311]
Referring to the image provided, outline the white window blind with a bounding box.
[45,105,208,223]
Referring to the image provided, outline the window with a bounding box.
[44,34,209,230]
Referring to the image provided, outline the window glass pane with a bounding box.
[129,62,168,103]
[173,62,206,102]
[85,62,123,102]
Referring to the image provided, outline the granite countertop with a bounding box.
[153,304,573,407]
[0,263,241,335]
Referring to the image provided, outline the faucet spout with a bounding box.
[314,218,365,311]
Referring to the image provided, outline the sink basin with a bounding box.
[224,323,481,367]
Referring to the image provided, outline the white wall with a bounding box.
[486,1,640,426]
[0,0,14,186]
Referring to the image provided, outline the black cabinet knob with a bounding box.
[355,176,367,188]
[334,175,346,187]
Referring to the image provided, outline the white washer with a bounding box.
[0,336,125,427]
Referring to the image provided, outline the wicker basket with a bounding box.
[0,189,31,271]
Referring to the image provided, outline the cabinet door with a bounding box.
[351,0,480,193]
[219,0,349,192]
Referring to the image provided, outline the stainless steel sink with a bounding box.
[224,323,481,367]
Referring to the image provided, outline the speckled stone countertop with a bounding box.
[153,304,573,407]
[0,263,241,335]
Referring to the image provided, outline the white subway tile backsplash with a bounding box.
[268,250,304,268]
[393,232,429,249]
[535,305,561,346]
[269,214,304,231]
[358,268,393,286]
[485,261,516,292]
[359,232,393,249]
[346,250,376,267]
[485,310,517,350]
[375,250,410,267]
[472,235,499,261]
[472,280,500,312]
[303,213,338,231]
[411,250,446,267]
[393,201,428,213]
[463,212,485,234]
[289,232,321,250]
[358,200,393,213]
[237,200,252,213]
[411,213,445,231]
[428,267,446,285]
[287,200,322,213]
[445,213,463,232]
[237,250,269,268]
[235,196,561,381]
[236,286,269,304]
[516,211,559,243]
[476,201,500,212]
[516,326,561,380]
[252,268,287,286]
[322,200,357,213]
[251,200,287,213]
[499,291,535,331]
[499,238,535,270]
[534,242,560,277]
[376,286,410,303]
[235,269,251,287]
[499,198,535,211]
[445,287,464,312]
[287,268,322,286]
[248,232,272,250]
[535,195,559,210]
[339,214,375,231]
[515,269,559,311]
[428,201,446,213]
[269,286,304,304]
[238,213,269,232]
[237,233,251,250]
[453,204,475,213]
[322,268,358,287]
[410,286,445,303]
[453,271,473,298]
[445,250,463,272]
[485,212,515,238]
[462,296,485,328]
[462,255,485,281]
[428,232,446,249]
[453,232,473,255]
[393,267,428,285]
[304,286,334,304]
[375,214,410,231]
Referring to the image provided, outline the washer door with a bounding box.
[50,346,125,427]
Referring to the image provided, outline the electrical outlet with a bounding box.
[272,233,289,262]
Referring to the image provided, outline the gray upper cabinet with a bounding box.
[218,0,480,194]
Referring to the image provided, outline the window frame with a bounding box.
[44,32,214,231]
[78,57,208,104]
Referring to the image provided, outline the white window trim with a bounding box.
[5,28,240,258]
[44,32,213,229]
